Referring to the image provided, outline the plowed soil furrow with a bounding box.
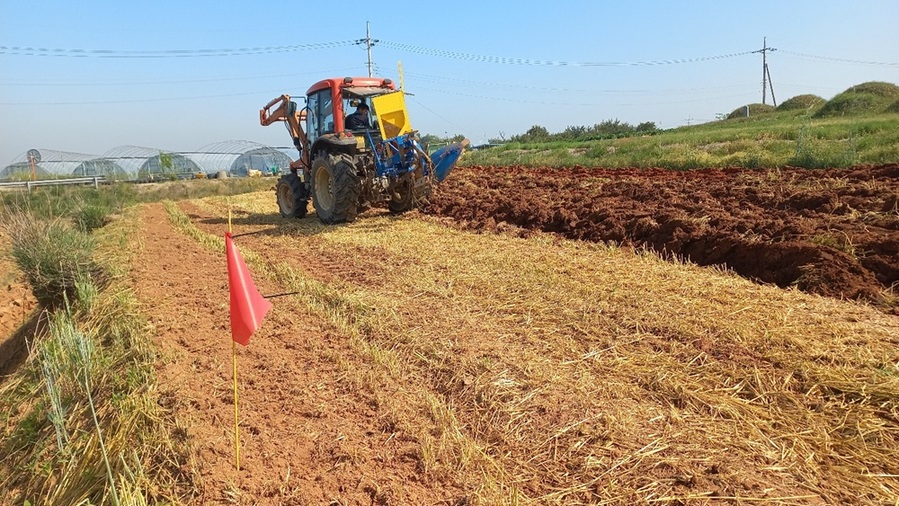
[428,164,899,312]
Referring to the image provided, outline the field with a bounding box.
[2,163,899,505]
[429,164,899,312]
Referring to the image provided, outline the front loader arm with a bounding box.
[260,94,309,170]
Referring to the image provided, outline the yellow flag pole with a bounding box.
[229,208,240,471]
[233,342,240,470]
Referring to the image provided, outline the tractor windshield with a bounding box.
[342,88,391,132]
[343,96,372,131]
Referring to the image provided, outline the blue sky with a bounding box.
[1,0,897,165]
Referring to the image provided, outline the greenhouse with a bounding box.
[191,140,293,177]
[0,149,98,180]
[1,142,293,181]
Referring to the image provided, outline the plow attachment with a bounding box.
[431,139,470,183]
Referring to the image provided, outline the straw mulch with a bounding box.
[183,195,899,505]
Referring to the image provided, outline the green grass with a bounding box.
[464,113,899,169]
[0,176,274,218]
[463,82,899,169]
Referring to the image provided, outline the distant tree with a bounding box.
[592,119,632,137]
[420,133,441,146]
[560,125,587,140]
[506,118,658,142]
[511,125,550,142]
[159,152,176,179]
[422,133,466,144]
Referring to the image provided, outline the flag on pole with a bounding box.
[225,232,271,346]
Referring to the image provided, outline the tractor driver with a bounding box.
[345,101,371,130]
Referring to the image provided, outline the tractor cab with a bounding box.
[303,77,396,148]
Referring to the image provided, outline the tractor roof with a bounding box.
[306,77,395,97]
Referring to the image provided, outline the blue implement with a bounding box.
[431,139,470,183]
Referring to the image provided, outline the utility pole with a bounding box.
[355,21,378,77]
[753,37,777,106]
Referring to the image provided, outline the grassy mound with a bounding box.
[726,103,776,119]
[777,94,825,111]
[846,81,899,98]
[815,81,899,117]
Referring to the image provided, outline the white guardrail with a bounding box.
[0,176,107,191]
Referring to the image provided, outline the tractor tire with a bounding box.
[311,153,360,224]
[276,172,309,218]
[388,180,415,214]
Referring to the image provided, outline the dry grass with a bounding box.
[173,193,899,504]
[0,207,193,505]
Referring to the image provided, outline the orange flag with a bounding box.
[225,232,272,346]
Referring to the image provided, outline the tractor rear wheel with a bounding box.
[311,153,360,224]
[276,172,309,218]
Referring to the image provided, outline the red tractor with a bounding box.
[260,76,468,224]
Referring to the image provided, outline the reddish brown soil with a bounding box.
[0,251,39,378]
[428,164,899,312]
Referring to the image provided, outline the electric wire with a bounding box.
[778,50,898,67]
[378,40,755,67]
[0,40,356,58]
[404,71,755,94]
[0,67,361,87]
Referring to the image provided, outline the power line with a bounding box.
[405,71,754,94]
[378,40,755,67]
[779,50,898,67]
[0,67,361,87]
[4,38,894,70]
[408,83,753,109]
[0,41,356,58]
[0,89,294,106]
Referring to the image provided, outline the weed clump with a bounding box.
[1,209,107,307]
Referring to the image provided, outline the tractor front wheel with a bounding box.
[311,154,360,224]
[276,172,309,218]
